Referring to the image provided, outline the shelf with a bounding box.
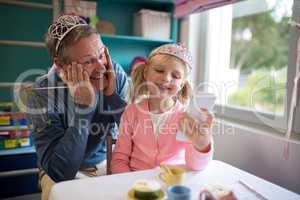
[0,111,27,115]
[0,0,52,10]
[101,34,174,45]
[101,0,174,6]
[0,146,35,156]
[0,40,45,48]
[0,125,29,131]
[101,34,175,74]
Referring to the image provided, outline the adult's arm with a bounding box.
[28,83,96,182]
[104,62,129,125]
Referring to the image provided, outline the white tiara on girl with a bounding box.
[48,15,88,55]
[149,43,193,71]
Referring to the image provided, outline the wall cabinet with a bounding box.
[0,0,178,198]
[97,0,177,73]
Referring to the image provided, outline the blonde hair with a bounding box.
[131,54,192,104]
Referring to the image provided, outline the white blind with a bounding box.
[173,0,243,18]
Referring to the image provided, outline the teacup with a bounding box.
[176,92,216,142]
[167,185,191,200]
[187,92,216,121]
[159,166,186,186]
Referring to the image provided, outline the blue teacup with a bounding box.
[167,185,191,200]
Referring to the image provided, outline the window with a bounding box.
[184,0,299,132]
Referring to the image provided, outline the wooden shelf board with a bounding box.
[0,125,29,131]
[102,34,174,44]
[0,146,35,156]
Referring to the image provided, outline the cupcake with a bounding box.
[132,179,162,200]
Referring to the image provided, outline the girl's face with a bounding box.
[144,55,186,101]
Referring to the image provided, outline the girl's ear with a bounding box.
[54,57,63,69]
[180,80,186,90]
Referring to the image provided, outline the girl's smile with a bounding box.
[144,55,186,101]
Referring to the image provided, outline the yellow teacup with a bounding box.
[159,167,186,186]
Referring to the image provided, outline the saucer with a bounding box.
[127,189,165,200]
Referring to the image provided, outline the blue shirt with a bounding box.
[28,61,129,182]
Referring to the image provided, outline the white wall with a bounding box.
[213,122,300,194]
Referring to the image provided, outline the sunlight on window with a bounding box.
[205,0,293,116]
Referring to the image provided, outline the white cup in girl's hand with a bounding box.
[176,92,216,142]
[187,92,216,120]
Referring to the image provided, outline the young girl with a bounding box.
[111,44,213,173]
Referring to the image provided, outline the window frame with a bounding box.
[287,0,300,133]
[181,0,300,133]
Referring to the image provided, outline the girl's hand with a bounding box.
[178,108,214,151]
[103,47,116,96]
[60,63,96,107]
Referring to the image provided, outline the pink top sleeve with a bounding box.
[185,140,214,171]
[111,106,133,174]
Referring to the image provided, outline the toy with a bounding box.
[128,179,164,200]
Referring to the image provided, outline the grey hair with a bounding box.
[45,25,98,64]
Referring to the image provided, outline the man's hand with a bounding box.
[60,63,96,107]
[103,47,116,96]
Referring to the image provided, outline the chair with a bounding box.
[106,131,116,175]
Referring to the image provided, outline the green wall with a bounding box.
[0,0,52,101]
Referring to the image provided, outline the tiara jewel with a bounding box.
[149,43,193,71]
[48,15,88,54]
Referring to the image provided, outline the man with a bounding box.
[28,15,128,200]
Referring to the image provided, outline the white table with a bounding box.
[49,160,300,200]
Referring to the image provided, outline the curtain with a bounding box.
[173,0,243,18]
[284,20,300,160]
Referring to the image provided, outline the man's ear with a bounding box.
[54,57,63,69]
[143,64,148,80]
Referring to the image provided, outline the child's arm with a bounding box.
[179,109,214,170]
[111,106,134,174]
[185,139,214,171]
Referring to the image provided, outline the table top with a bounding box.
[49,160,300,200]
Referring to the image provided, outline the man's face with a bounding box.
[67,33,108,91]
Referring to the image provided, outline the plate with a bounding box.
[127,189,165,200]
